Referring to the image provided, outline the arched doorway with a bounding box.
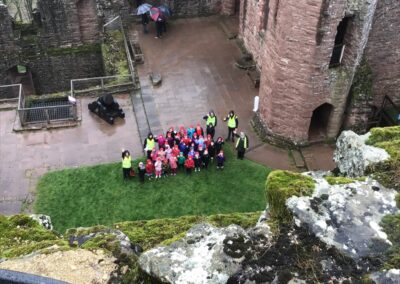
[308,103,333,141]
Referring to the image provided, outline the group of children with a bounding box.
[138,124,226,181]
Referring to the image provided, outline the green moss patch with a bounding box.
[380,214,400,269]
[114,212,260,251]
[325,176,366,185]
[46,44,102,56]
[102,30,129,77]
[265,171,315,222]
[367,126,400,145]
[366,126,400,191]
[0,215,68,259]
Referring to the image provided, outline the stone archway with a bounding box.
[308,103,333,141]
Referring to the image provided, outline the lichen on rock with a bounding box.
[333,130,390,177]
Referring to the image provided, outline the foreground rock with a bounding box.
[0,249,117,284]
[333,130,390,177]
[371,269,400,284]
[287,172,398,260]
[139,223,272,284]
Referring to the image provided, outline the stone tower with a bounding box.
[240,0,399,144]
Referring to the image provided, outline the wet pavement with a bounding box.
[0,95,141,214]
[0,16,335,214]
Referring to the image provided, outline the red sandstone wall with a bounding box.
[365,0,400,106]
[239,0,268,64]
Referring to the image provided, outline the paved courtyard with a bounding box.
[0,16,335,215]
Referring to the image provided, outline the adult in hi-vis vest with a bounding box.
[203,110,217,139]
[143,133,157,159]
[234,131,249,160]
[223,110,238,142]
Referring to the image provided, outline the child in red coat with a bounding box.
[184,156,195,175]
[145,159,154,179]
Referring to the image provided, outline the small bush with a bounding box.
[265,171,315,222]
[380,214,400,269]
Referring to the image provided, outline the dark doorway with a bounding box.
[6,65,36,95]
[234,0,241,15]
[329,17,352,68]
[308,103,333,141]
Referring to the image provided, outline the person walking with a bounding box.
[235,131,249,160]
[143,133,156,160]
[141,12,149,34]
[223,110,238,142]
[122,150,132,180]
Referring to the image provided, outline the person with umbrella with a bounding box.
[136,3,152,34]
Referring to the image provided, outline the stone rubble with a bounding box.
[287,171,398,259]
[0,249,117,284]
[333,130,390,177]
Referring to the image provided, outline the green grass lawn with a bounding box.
[35,146,270,233]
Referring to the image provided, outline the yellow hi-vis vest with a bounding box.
[146,138,155,151]
[227,116,237,128]
[122,156,132,168]
[236,136,248,148]
[206,116,216,126]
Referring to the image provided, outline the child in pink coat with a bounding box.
[154,157,163,178]
[169,155,178,175]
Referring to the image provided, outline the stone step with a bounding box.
[290,149,307,169]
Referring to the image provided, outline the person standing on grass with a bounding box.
[184,155,195,175]
[235,131,249,160]
[178,152,186,170]
[194,152,202,172]
[223,110,238,142]
[145,159,154,180]
[215,137,224,156]
[138,162,146,183]
[208,140,216,162]
[203,110,217,134]
[216,150,225,170]
[154,157,162,179]
[169,155,178,176]
[206,123,215,139]
[143,133,157,160]
[202,149,210,169]
[122,150,132,180]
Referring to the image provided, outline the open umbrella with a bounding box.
[158,4,172,17]
[136,3,152,15]
[149,7,162,21]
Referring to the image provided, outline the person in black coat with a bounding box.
[141,13,149,34]
[138,162,146,183]
[234,131,249,160]
[215,137,224,156]
[206,123,215,139]
[208,141,216,162]
[202,149,210,169]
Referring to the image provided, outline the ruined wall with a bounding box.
[254,0,378,144]
[28,49,104,94]
[364,0,400,107]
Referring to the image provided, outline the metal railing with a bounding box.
[14,83,77,126]
[70,75,134,97]
[0,84,21,104]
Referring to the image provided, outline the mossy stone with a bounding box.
[265,170,315,222]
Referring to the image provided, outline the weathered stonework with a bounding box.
[241,0,387,143]
[364,0,400,107]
